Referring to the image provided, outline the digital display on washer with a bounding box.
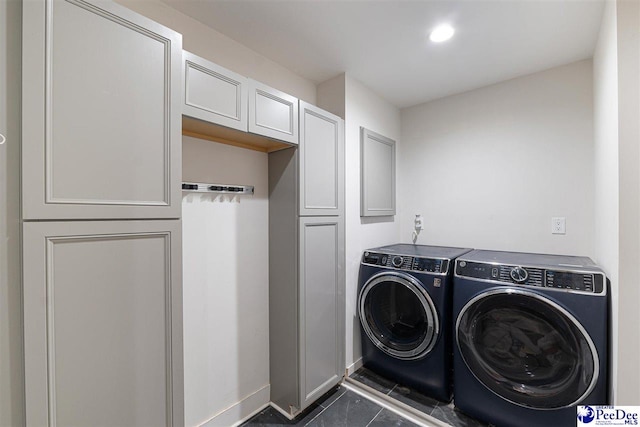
[545,270,598,293]
[455,261,493,280]
[413,258,446,273]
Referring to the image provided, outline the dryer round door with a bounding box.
[358,271,439,360]
[456,288,599,409]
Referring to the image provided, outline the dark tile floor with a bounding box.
[241,385,420,427]
[350,367,490,427]
[242,367,491,427]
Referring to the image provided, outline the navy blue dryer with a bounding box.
[357,244,472,402]
[453,250,609,427]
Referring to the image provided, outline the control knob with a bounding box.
[391,256,403,268]
[510,266,528,283]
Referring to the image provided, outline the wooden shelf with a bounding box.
[182,116,295,153]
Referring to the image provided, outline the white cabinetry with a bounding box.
[23,220,183,427]
[249,79,298,145]
[298,217,344,409]
[360,127,396,216]
[21,1,184,425]
[181,51,299,152]
[299,101,344,216]
[22,0,182,220]
[183,50,248,132]
[268,105,345,417]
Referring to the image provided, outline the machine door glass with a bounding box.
[358,272,439,360]
[456,289,599,409]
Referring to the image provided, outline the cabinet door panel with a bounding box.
[360,127,396,216]
[248,79,298,144]
[299,217,345,410]
[183,50,248,132]
[22,0,182,219]
[299,102,344,216]
[23,220,183,427]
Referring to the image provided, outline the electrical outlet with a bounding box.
[552,217,566,234]
[415,214,424,230]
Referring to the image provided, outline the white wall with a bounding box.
[182,137,269,427]
[115,0,316,104]
[317,74,401,370]
[593,0,619,402]
[400,60,595,256]
[614,0,640,405]
[0,0,23,426]
[593,0,640,404]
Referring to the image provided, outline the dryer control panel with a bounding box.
[455,260,605,294]
[362,251,449,274]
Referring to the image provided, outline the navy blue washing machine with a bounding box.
[453,250,609,427]
[357,243,472,402]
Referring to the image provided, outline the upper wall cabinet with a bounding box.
[181,51,298,152]
[248,79,298,145]
[299,101,344,216]
[22,0,182,220]
[182,50,248,132]
[360,127,396,217]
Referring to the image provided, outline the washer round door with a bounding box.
[456,288,599,409]
[358,271,439,360]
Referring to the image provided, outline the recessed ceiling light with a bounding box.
[430,24,455,43]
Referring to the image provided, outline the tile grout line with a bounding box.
[387,383,398,396]
[427,403,438,417]
[320,388,347,409]
[303,388,347,426]
[364,408,384,427]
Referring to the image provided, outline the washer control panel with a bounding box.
[362,251,449,274]
[545,270,596,293]
[456,260,605,294]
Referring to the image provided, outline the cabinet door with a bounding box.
[360,127,396,216]
[248,79,298,145]
[299,102,344,216]
[22,0,182,220]
[298,217,345,411]
[183,50,248,132]
[23,220,184,427]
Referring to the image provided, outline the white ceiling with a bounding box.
[164,0,605,109]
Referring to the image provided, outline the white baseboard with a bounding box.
[198,384,270,427]
[346,357,363,376]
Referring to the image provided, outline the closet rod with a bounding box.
[182,182,254,195]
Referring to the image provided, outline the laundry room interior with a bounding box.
[1,0,639,426]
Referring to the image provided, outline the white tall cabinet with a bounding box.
[269,102,345,417]
[23,221,183,427]
[22,0,184,425]
[22,0,182,220]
